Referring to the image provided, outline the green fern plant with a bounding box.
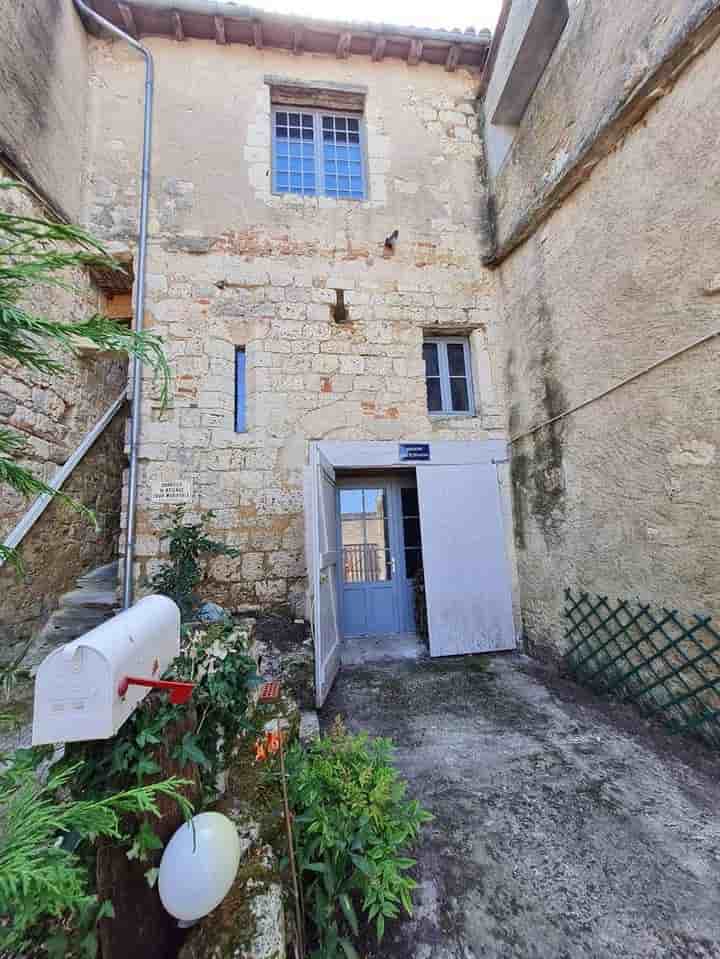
[0,179,171,570]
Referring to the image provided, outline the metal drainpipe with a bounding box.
[73,0,154,609]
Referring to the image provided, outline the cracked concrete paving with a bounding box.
[320,653,720,959]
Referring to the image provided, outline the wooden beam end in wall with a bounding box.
[336,31,352,59]
[214,15,227,44]
[372,34,386,62]
[445,44,461,72]
[171,10,185,41]
[117,3,138,39]
[252,18,263,48]
[408,38,423,65]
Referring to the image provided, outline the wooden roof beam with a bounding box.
[214,15,226,44]
[171,10,185,41]
[336,31,352,59]
[252,18,263,48]
[117,3,138,39]
[372,34,386,61]
[445,44,461,71]
[408,38,423,65]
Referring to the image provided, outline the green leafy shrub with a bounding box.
[0,747,192,955]
[67,623,260,846]
[146,507,241,621]
[286,720,432,959]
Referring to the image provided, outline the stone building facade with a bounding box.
[81,13,509,615]
[0,0,129,652]
[482,0,720,656]
[3,0,719,671]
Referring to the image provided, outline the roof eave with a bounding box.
[83,0,491,71]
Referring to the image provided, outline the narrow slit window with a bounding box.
[235,347,246,433]
[422,337,474,415]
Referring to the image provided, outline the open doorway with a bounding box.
[305,440,516,706]
[336,470,425,653]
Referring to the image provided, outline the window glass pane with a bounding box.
[322,115,365,198]
[340,488,363,517]
[235,348,246,433]
[403,517,421,548]
[426,377,442,412]
[340,487,391,583]
[447,343,467,377]
[450,377,469,412]
[400,487,419,517]
[275,112,315,195]
[423,342,439,377]
[405,548,422,579]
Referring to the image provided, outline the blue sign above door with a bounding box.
[399,443,431,462]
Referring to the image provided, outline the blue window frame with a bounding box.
[235,347,246,433]
[272,108,366,200]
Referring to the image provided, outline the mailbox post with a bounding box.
[32,595,184,746]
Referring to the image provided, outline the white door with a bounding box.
[417,463,515,657]
[309,445,341,706]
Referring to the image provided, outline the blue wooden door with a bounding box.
[338,484,401,637]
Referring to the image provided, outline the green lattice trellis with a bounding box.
[563,589,720,747]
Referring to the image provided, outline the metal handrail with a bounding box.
[0,392,126,567]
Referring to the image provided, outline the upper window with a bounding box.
[423,337,474,415]
[272,108,366,200]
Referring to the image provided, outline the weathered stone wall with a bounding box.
[0,171,128,649]
[0,409,126,655]
[84,38,507,612]
[491,26,720,655]
[485,0,720,257]
[0,0,89,219]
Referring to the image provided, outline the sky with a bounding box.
[255,0,503,34]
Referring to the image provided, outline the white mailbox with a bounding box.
[32,595,182,746]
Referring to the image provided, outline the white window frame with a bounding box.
[423,336,475,416]
[271,106,368,200]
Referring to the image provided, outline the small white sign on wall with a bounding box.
[151,477,194,505]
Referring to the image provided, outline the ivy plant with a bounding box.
[285,719,433,959]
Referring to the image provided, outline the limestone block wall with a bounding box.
[0,0,89,221]
[0,172,128,650]
[83,38,507,611]
[485,0,719,256]
[492,34,720,656]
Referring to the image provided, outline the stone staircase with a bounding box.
[37,561,120,650]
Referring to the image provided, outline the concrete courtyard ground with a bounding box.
[321,653,720,959]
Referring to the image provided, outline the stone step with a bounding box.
[77,561,119,589]
[60,588,118,610]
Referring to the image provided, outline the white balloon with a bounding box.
[159,812,241,922]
